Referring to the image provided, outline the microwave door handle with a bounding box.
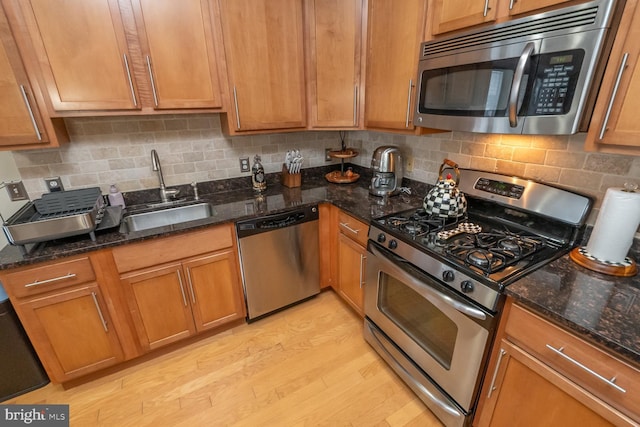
[509,42,535,127]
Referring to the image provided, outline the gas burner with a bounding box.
[466,249,505,272]
[403,222,425,235]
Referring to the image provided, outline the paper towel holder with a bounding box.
[569,247,636,277]
[570,182,638,277]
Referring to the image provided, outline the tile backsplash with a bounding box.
[9,113,640,224]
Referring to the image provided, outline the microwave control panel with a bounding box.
[530,49,585,115]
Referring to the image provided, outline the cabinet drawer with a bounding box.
[113,225,234,273]
[1,256,95,298]
[337,211,368,247]
[506,303,640,420]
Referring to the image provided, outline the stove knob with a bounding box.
[460,280,474,293]
[442,270,455,282]
[377,233,386,243]
[388,240,398,250]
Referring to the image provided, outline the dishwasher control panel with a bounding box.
[236,205,318,238]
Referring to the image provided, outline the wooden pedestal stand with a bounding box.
[325,149,359,184]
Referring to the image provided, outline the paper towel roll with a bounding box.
[586,187,640,263]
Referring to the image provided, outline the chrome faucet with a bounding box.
[151,149,180,202]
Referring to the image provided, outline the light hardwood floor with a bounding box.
[7,290,443,426]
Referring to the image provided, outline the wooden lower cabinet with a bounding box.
[14,283,123,383]
[120,249,245,352]
[336,210,369,316]
[477,340,615,426]
[475,300,639,426]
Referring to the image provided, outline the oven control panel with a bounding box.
[474,178,524,199]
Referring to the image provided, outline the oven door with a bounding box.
[365,243,495,413]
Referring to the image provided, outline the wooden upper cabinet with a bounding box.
[306,0,363,129]
[0,3,47,146]
[428,0,575,37]
[364,0,427,131]
[585,0,640,155]
[429,0,498,36]
[131,0,223,109]
[20,0,139,111]
[219,0,306,132]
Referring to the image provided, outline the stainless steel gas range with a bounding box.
[363,169,592,427]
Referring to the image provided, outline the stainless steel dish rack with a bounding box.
[2,187,106,254]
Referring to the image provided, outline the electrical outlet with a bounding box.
[406,156,414,172]
[325,148,332,162]
[5,181,28,201]
[239,157,250,173]
[44,177,64,192]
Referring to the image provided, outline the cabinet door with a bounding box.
[20,0,138,111]
[184,250,245,332]
[585,0,640,154]
[17,284,123,383]
[307,0,362,128]
[478,340,621,427]
[507,0,572,17]
[133,0,223,109]
[219,0,306,131]
[364,0,426,131]
[337,232,366,316]
[121,263,196,351]
[429,0,497,35]
[0,5,46,146]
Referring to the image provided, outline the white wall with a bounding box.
[0,151,25,249]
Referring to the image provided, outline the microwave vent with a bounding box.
[423,5,602,57]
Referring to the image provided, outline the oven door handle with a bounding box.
[369,245,487,321]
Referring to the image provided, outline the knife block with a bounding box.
[281,164,301,188]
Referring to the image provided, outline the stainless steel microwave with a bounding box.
[413,0,624,135]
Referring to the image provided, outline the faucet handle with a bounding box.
[191,182,199,200]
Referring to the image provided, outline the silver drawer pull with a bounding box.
[339,222,360,235]
[545,344,626,393]
[91,292,108,332]
[176,269,188,307]
[487,349,507,399]
[25,273,77,288]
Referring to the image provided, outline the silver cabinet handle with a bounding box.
[483,0,491,16]
[146,55,159,107]
[186,267,196,304]
[359,254,366,288]
[25,273,76,288]
[545,344,627,393]
[233,86,241,130]
[487,349,507,398]
[353,85,358,126]
[19,85,42,140]
[509,0,515,10]
[598,52,629,140]
[509,42,535,127]
[339,222,360,235]
[176,269,188,307]
[405,79,413,128]
[123,54,138,107]
[91,292,108,332]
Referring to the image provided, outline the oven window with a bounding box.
[378,272,457,370]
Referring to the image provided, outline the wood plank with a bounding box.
[8,291,442,426]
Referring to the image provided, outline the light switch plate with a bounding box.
[44,177,64,192]
[5,181,28,201]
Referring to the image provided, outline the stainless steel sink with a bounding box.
[120,203,215,233]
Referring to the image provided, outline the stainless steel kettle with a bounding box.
[423,159,467,218]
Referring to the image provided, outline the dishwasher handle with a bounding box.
[236,205,319,238]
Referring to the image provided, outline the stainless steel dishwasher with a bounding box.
[236,204,320,321]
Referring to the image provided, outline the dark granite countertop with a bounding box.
[2,164,638,368]
[506,253,640,367]
[0,165,425,270]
